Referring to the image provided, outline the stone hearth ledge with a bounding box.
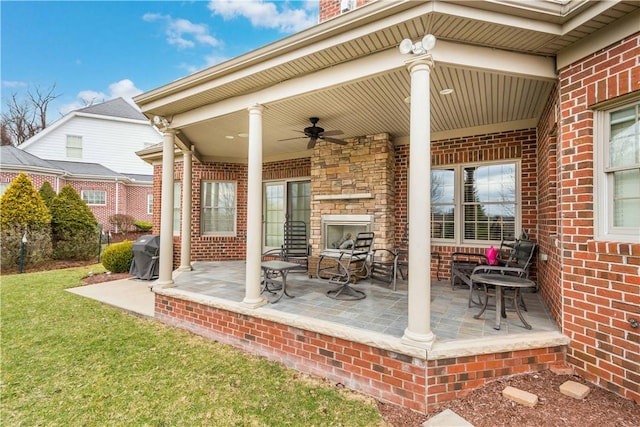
[314,193,373,200]
[153,287,569,361]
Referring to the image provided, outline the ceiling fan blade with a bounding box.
[321,130,343,137]
[278,136,307,141]
[307,137,318,149]
[323,136,347,145]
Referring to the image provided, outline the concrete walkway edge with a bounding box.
[66,277,155,318]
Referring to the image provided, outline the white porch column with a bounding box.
[178,148,193,271]
[156,129,176,288]
[402,56,436,350]
[243,105,267,308]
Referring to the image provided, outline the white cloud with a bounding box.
[208,0,317,33]
[2,80,29,88]
[59,79,143,115]
[108,79,143,100]
[143,13,220,49]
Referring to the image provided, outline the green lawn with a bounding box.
[1,265,386,426]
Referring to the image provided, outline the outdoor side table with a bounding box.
[261,260,300,303]
[471,273,536,330]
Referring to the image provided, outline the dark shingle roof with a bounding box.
[77,97,147,121]
[0,146,62,171]
[46,160,126,178]
[122,173,153,183]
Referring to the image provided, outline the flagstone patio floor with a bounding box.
[172,261,560,343]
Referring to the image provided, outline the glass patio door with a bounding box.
[263,180,310,251]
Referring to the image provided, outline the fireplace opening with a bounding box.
[321,215,373,251]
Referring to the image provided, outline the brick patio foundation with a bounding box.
[156,294,566,413]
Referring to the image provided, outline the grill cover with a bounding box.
[130,235,160,280]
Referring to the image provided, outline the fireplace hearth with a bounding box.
[321,215,373,252]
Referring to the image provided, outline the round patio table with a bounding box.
[471,273,536,330]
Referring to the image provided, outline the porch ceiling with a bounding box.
[134,0,639,162]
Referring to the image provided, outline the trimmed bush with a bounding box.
[109,214,135,235]
[101,240,134,273]
[38,181,57,209]
[0,173,53,269]
[50,185,99,260]
[133,220,153,231]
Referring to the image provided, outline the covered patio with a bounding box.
[134,0,640,412]
[168,261,560,344]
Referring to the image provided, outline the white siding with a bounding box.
[23,115,158,175]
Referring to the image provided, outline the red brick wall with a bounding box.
[0,171,61,192]
[536,84,563,324]
[125,185,153,224]
[156,293,564,412]
[394,129,539,281]
[426,347,565,406]
[154,158,311,267]
[558,33,640,403]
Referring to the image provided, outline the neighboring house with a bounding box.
[1,98,159,229]
[134,0,639,412]
[0,146,152,230]
[20,97,158,176]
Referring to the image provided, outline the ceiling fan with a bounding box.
[279,117,346,149]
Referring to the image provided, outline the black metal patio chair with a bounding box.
[451,228,537,307]
[370,224,441,291]
[316,231,375,300]
[262,221,310,272]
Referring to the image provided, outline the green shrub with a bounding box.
[50,185,99,260]
[0,173,53,269]
[101,240,134,273]
[38,181,57,209]
[133,220,153,231]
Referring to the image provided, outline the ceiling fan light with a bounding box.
[399,38,413,54]
[422,34,436,51]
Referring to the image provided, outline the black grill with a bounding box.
[129,235,160,280]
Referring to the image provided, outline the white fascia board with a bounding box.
[560,0,621,33]
[434,1,562,34]
[171,39,556,129]
[74,112,151,126]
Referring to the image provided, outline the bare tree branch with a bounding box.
[1,83,60,146]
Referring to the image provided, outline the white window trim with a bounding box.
[66,135,83,159]
[431,160,521,247]
[201,180,237,237]
[594,100,640,242]
[81,190,106,206]
[147,193,153,215]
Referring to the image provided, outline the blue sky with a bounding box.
[1,1,318,122]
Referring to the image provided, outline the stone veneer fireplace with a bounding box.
[309,133,395,256]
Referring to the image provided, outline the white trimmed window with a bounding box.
[201,181,236,236]
[595,101,640,242]
[431,161,519,245]
[81,190,106,206]
[147,194,153,215]
[66,135,83,159]
[0,182,10,198]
